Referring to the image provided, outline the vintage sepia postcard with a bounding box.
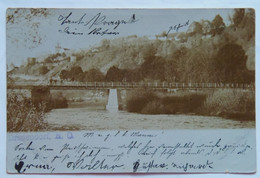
[6,8,256,174]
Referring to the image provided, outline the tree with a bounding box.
[85,68,105,82]
[106,66,124,82]
[232,9,245,28]
[213,43,248,83]
[123,69,142,82]
[44,56,52,63]
[171,47,188,82]
[140,56,166,81]
[164,60,177,82]
[70,66,83,75]
[39,66,49,75]
[6,8,50,48]
[69,66,83,81]
[27,57,36,66]
[183,48,213,83]
[239,9,255,41]
[210,15,225,36]
[187,21,203,36]
[60,70,68,80]
[200,20,211,35]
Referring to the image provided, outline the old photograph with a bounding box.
[5,7,257,175]
[7,8,255,132]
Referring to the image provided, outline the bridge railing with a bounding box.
[50,81,254,89]
[9,81,255,89]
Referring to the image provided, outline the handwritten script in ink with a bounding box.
[7,130,256,173]
[167,20,190,36]
[57,12,138,36]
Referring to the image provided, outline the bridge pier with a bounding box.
[106,89,119,112]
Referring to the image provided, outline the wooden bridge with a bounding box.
[7,81,254,90]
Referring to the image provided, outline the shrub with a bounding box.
[126,90,207,115]
[39,66,49,75]
[203,89,255,120]
[126,90,158,113]
[141,100,165,114]
[161,94,206,114]
[7,92,48,132]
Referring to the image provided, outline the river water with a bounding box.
[45,107,255,131]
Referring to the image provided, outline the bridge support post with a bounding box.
[106,89,119,113]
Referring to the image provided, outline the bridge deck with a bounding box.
[7,81,254,90]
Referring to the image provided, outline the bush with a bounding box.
[7,92,48,132]
[39,66,49,75]
[126,90,158,113]
[126,90,207,115]
[161,94,207,114]
[203,89,255,120]
[141,100,165,114]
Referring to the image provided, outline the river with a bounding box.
[45,107,255,131]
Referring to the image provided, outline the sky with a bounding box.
[6,8,234,66]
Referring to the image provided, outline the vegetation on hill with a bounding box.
[53,9,255,83]
[8,9,254,85]
[10,9,255,85]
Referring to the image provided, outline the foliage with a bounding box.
[39,66,49,75]
[232,9,245,27]
[6,8,50,48]
[7,89,69,132]
[203,89,255,120]
[126,88,255,121]
[85,68,105,82]
[188,22,203,36]
[126,90,206,114]
[126,90,158,113]
[7,92,48,132]
[210,14,225,36]
[12,9,255,84]
[213,43,248,83]
[27,57,36,66]
[106,66,125,82]
[60,67,105,82]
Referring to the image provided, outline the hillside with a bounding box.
[8,9,255,84]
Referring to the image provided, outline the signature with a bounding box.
[171,160,213,172]
[167,20,190,35]
[58,12,138,36]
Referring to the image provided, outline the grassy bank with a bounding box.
[126,89,255,121]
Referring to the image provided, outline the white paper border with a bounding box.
[1,0,259,178]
